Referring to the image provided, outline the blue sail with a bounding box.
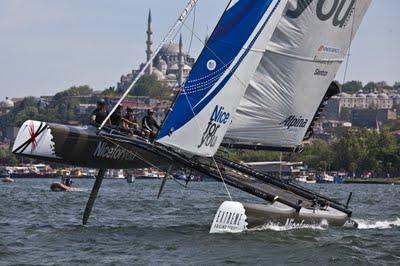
[157,0,287,156]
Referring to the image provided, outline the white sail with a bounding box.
[157,0,288,157]
[225,0,372,151]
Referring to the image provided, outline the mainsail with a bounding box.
[157,0,288,157]
[224,0,372,151]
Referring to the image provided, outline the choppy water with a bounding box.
[1,179,399,265]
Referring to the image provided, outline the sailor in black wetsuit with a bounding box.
[91,99,110,126]
[123,107,141,136]
[110,104,123,128]
[142,109,160,140]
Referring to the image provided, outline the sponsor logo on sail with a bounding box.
[318,45,340,54]
[280,115,309,129]
[286,0,356,28]
[314,68,328,77]
[207,59,217,71]
[198,105,230,148]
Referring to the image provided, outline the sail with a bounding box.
[224,0,372,151]
[157,0,288,157]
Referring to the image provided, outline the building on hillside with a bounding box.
[351,109,397,128]
[107,96,172,123]
[4,127,19,141]
[324,91,396,121]
[0,97,14,115]
[117,10,195,92]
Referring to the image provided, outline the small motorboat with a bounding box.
[50,182,72,192]
[51,177,77,192]
[2,176,15,183]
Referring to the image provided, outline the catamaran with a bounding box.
[12,0,372,233]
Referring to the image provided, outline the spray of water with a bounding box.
[354,218,400,230]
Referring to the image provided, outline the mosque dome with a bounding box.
[356,92,366,98]
[152,68,165,80]
[160,43,185,55]
[167,73,177,80]
[378,93,389,99]
[159,59,167,68]
[1,98,14,108]
[338,92,349,98]
[169,64,179,71]
[367,93,378,98]
[183,64,192,71]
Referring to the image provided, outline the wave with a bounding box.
[354,218,400,230]
[248,219,329,232]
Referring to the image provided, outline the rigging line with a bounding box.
[98,0,199,131]
[153,4,197,137]
[174,72,233,200]
[342,1,357,85]
[187,4,196,55]
[99,134,198,190]
[179,73,233,200]
[99,134,213,194]
[180,20,248,89]
[212,157,233,201]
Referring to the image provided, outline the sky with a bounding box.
[0,0,399,99]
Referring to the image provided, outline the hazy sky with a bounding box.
[0,0,399,99]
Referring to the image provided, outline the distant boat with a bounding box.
[2,176,14,183]
[50,177,77,192]
[296,175,317,184]
[126,175,135,184]
[50,182,72,192]
[317,172,335,183]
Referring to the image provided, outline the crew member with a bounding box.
[123,107,139,130]
[122,107,141,136]
[110,104,123,128]
[142,109,160,140]
[91,99,110,126]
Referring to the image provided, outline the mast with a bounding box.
[99,0,200,130]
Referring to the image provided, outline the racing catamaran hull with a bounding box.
[12,120,174,170]
[210,201,354,233]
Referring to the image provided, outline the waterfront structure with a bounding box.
[117,10,195,92]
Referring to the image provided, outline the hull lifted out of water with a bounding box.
[13,120,355,230]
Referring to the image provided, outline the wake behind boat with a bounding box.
[12,0,372,232]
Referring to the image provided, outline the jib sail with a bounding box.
[157,0,288,157]
[224,0,372,151]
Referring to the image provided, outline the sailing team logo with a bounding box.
[286,0,356,28]
[280,115,309,129]
[198,105,230,148]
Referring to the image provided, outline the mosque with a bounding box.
[117,10,195,92]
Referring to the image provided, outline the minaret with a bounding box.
[146,9,153,75]
[178,34,184,87]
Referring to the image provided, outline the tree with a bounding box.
[342,80,363,94]
[53,85,93,100]
[131,75,168,98]
[363,82,376,93]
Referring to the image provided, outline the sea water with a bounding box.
[1,179,399,265]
